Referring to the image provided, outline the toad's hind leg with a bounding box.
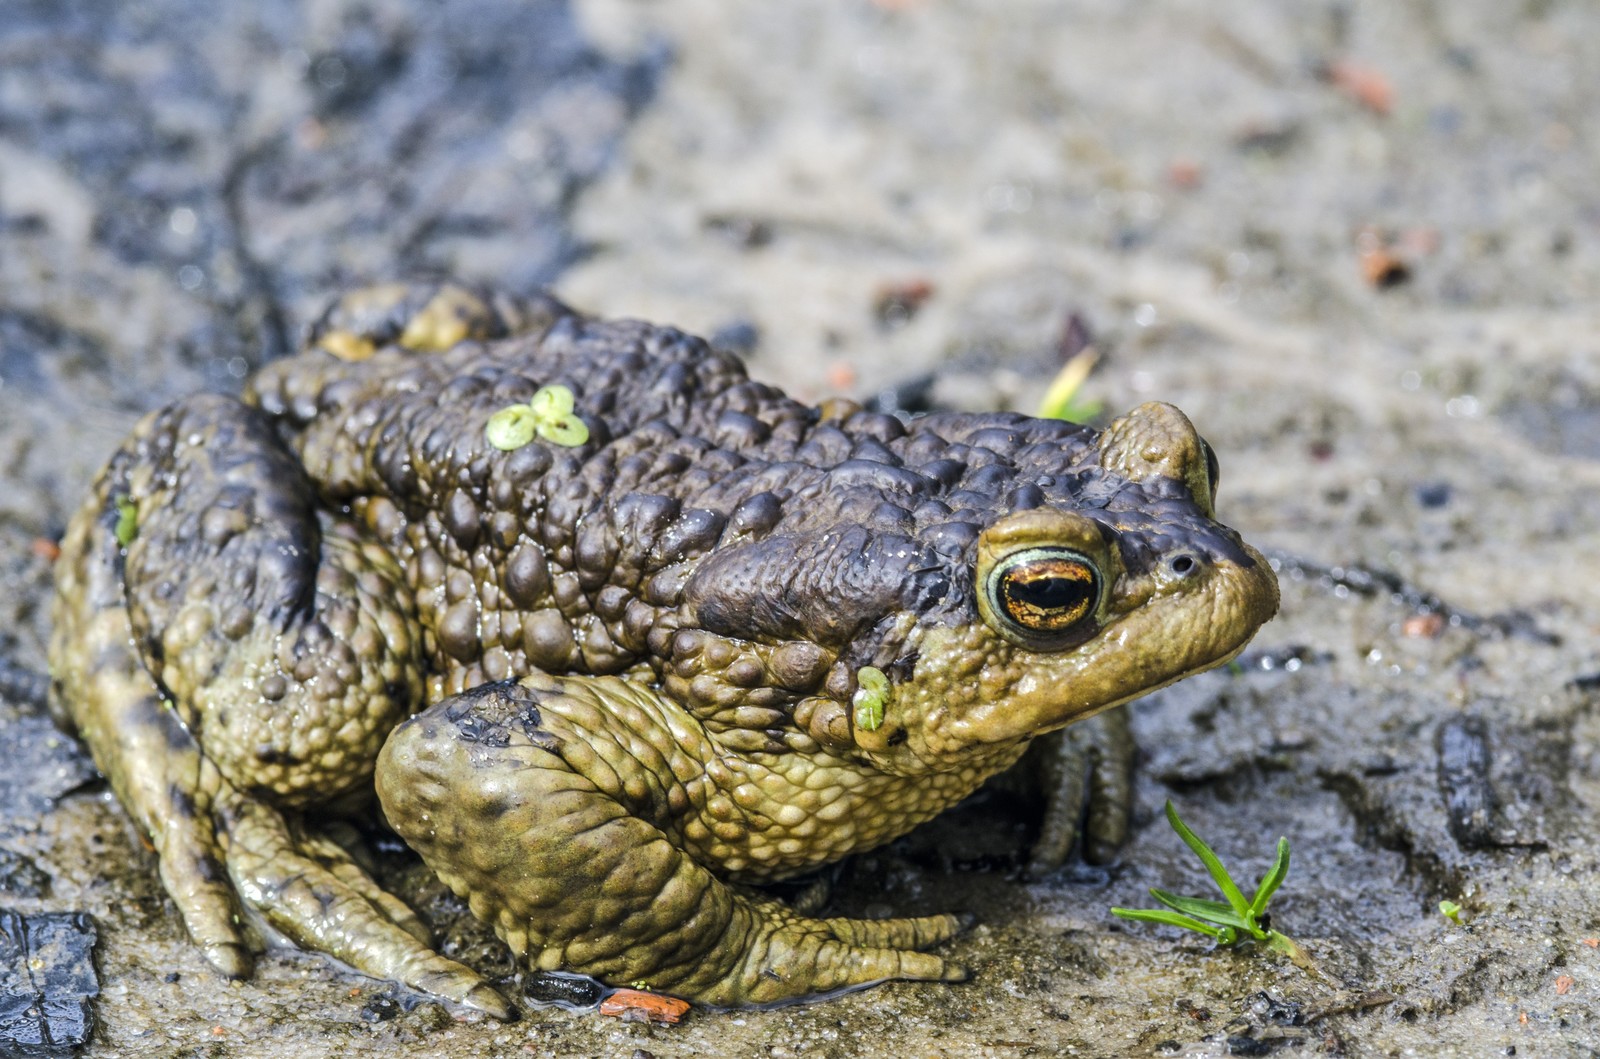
[380,678,972,1007]
[49,394,508,1018]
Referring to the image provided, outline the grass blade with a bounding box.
[1148,889,1253,931]
[1249,837,1291,917]
[1164,800,1250,917]
[1111,907,1226,939]
[1037,349,1101,422]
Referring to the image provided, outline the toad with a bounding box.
[49,283,1278,1014]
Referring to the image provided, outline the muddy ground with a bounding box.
[2,1,1598,1056]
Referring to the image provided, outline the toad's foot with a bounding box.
[219,793,511,1018]
[689,894,970,1006]
[378,677,972,1007]
[1016,705,1136,874]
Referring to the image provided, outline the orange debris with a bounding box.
[598,989,691,1025]
[1326,60,1393,116]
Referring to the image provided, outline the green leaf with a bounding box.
[1249,837,1291,917]
[486,406,538,450]
[537,416,590,447]
[853,695,885,732]
[857,666,890,695]
[1037,350,1100,423]
[529,384,576,419]
[1148,889,1253,931]
[114,496,139,547]
[1110,908,1226,940]
[853,666,891,732]
[1164,800,1250,918]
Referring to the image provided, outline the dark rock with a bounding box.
[522,971,604,1009]
[1436,715,1496,849]
[0,910,99,1056]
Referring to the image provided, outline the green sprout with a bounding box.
[486,384,590,451]
[1112,801,1315,973]
[114,496,139,547]
[852,666,891,732]
[1439,900,1463,924]
[1036,348,1103,424]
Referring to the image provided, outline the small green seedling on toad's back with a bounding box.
[1439,900,1463,924]
[487,384,590,450]
[1112,801,1316,974]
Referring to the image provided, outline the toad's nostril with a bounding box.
[1169,554,1198,577]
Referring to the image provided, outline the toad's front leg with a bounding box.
[377,675,970,1006]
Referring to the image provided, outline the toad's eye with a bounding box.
[985,547,1101,645]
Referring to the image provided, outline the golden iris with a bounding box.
[988,548,1100,640]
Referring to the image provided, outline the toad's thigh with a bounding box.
[113,394,425,802]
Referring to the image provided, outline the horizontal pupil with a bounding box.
[1009,574,1090,611]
